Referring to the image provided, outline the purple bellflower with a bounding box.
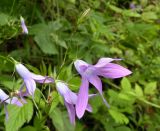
[74,58,132,118]
[15,63,54,97]
[55,80,94,124]
[20,16,28,34]
[0,89,23,119]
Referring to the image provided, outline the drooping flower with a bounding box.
[20,16,28,34]
[0,89,23,119]
[74,58,132,118]
[15,63,54,97]
[55,80,94,124]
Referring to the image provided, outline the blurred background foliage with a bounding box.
[0,0,160,131]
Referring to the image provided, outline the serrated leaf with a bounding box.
[135,84,143,97]
[109,109,129,124]
[34,32,58,55]
[49,108,74,131]
[144,82,157,95]
[5,100,33,131]
[121,77,131,92]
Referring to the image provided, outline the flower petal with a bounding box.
[74,60,89,75]
[76,77,89,119]
[24,79,36,96]
[20,16,28,34]
[94,58,116,68]
[56,81,77,104]
[15,63,32,79]
[98,63,132,78]
[11,97,23,106]
[64,102,75,125]
[86,104,92,112]
[88,75,102,94]
[0,89,9,102]
[30,73,54,83]
[88,75,110,107]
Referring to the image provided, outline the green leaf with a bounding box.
[144,82,157,95]
[123,10,141,18]
[0,13,9,26]
[142,12,158,22]
[34,32,58,55]
[49,91,59,114]
[5,100,33,131]
[108,5,123,13]
[49,108,74,131]
[135,84,143,97]
[109,109,129,124]
[121,77,131,92]
[20,126,37,131]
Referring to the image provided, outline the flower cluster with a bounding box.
[0,58,131,124]
[0,18,132,124]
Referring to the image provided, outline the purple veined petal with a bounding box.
[74,60,89,75]
[88,75,102,94]
[24,79,36,96]
[88,75,110,107]
[30,73,54,83]
[56,81,77,104]
[15,63,32,79]
[98,63,132,79]
[0,89,9,102]
[64,101,75,125]
[86,104,92,112]
[94,58,121,68]
[76,77,89,119]
[10,97,23,107]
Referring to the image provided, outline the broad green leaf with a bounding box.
[115,126,131,131]
[142,12,158,22]
[109,109,129,124]
[123,10,141,17]
[34,32,58,55]
[20,126,37,131]
[0,13,9,26]
[49,108,74,131]
[135,84,143,97]
[5,100,33,131]
[121,77,131,92]
[108,5,123,13]
[144,82,157,95]
[49,91,59,114]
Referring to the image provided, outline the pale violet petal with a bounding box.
[0,89,9,102]
[30,73,54,83]
[76,77,89,119]
[15,63,32,79]
[64,102,76,125]
[24,79,36,96]
[56,81,77,104]
[98,63,132,78]
[74,60,89,75]
[94,58,121,68]
[86,104,92,112]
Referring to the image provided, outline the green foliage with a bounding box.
[5,100,33,131]
[0,0,160,130]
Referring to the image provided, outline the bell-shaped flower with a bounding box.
[0,89,23,119]
[55,80,94,124]
[74,58,132,118]
[15,63,54,97]
[20,16,28,34]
